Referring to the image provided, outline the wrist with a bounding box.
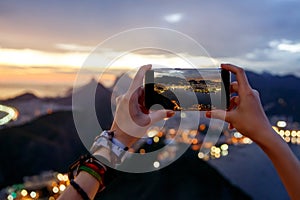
[68,154,106,190]
[110,122,139,147]
[76,171,100,192]
[67,154,107,199]
[90,130,130,166]
[255,128,286,152]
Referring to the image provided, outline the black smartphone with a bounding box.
[144,68,230,111]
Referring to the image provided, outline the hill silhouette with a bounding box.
[1,69,300,199]
[0,92,38,103]
[0,111,88,188]
[2,70,300,125]
[0,111,251,199]
[195,70,300,122]
[244,71,300,121]
[98,149,251,200]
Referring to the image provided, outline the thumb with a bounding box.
[206,110,228,122]
[149,110,175,124]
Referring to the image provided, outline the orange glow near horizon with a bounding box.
[0,70,77,85]
[0,67,120,85]
[0,46,216,99]
[0,48,87,68]
[0,47,131,86]
[0,69,119,99]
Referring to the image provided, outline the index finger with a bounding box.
[128,64,152,93]
[221,63,252,93]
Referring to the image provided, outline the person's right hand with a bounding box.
[206,64,275,144]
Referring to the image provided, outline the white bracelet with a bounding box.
[90,130,129,165]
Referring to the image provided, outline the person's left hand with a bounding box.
[111,64,175,147]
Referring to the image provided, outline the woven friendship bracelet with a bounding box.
[78,165,103,185]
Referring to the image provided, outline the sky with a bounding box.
[1,0,300,97]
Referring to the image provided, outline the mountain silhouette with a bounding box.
[1,69,300,199]
[97,148,251,200]
[0,92,38,103]
[0,111,88,188]
[0,111,251,199]
[244,71,300,121]
[3,70,300,123]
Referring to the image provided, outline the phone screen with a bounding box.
[144,68,230,111]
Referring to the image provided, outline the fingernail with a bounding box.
[167,111,175,118]
[206,111,211,118]
[143,64,152,69]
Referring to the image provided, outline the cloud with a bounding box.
[218,38,300,76]
[0,48,88,68]
[164,13,183,23]
[270,40,300,53]
[1,0,300,76]
[55,43,95,52]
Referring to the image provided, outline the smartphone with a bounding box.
[144,68,230,111]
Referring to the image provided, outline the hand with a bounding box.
[111,64,175,147]
[206,64,274,144]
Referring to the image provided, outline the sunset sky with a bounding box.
[1,0,300,98]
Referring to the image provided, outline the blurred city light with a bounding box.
[153,161,160,168]
[153,136,160,143]
[277,120,287,128]
[147,129,158,137]
[3,121,300,200]
[59,184,66,192]
[233,132,243,138]
[220,144,228,151]
[7,194,13,200]
[198,152,205,159]
[52,186,59,193]
[57,173,64,181]
[30,191,37,198]
[139,149,146,154]
[20,189,28,197]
